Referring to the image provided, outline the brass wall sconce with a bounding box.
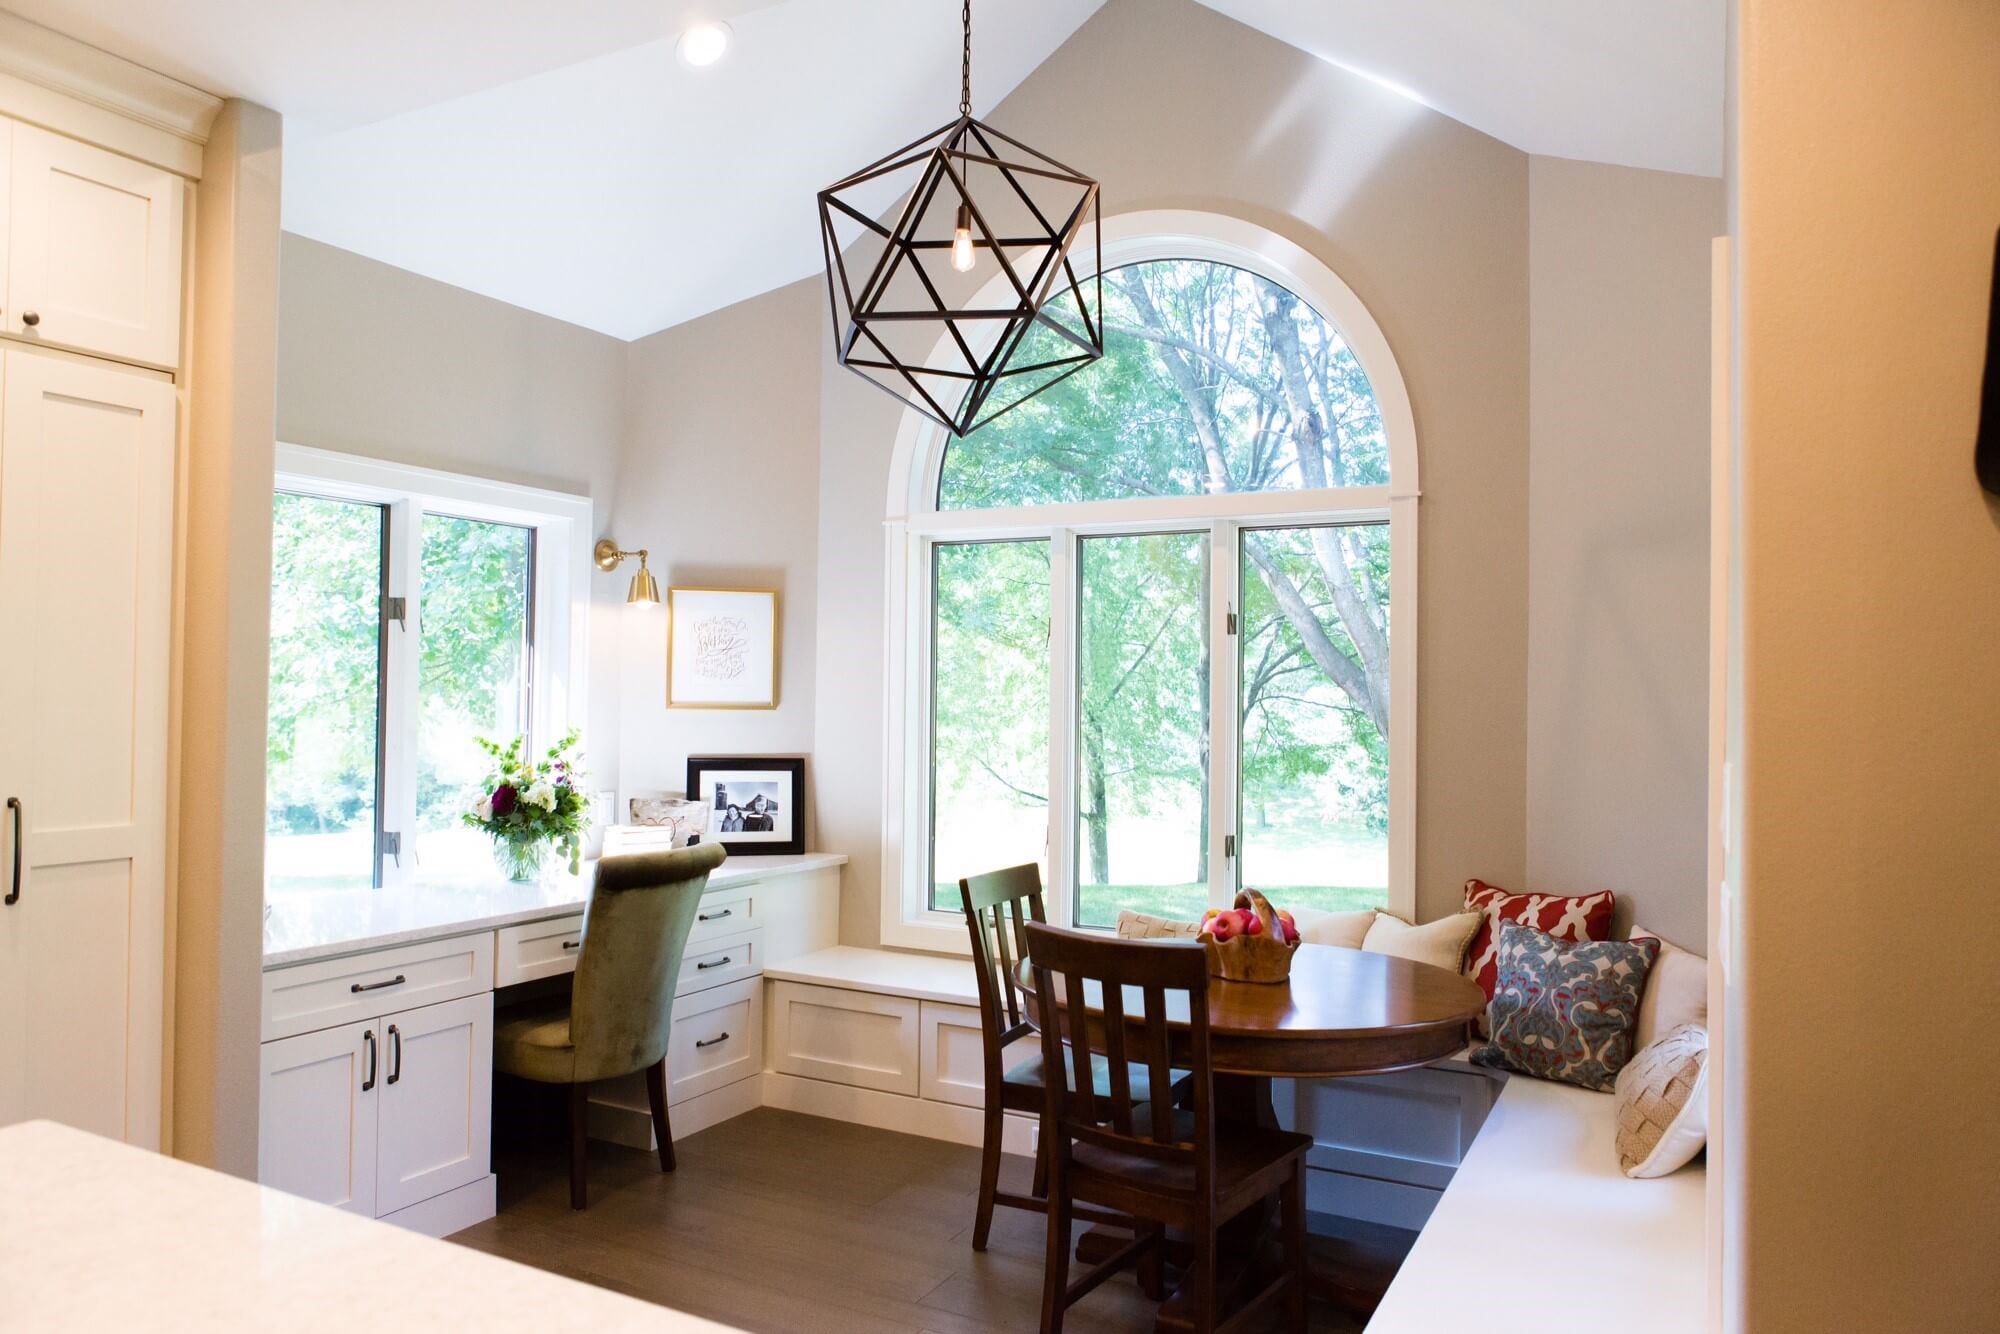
[594,538,660,605]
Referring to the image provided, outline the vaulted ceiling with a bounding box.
[7,0,1723,339]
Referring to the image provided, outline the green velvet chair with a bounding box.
[494,841,727,1209]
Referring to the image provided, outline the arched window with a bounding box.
[882,212,1417,947]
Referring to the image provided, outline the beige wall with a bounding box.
[614,280,822,818]
[1527,157,1723,949]
[275,233,630,783]
[1729,0,2000,1327]
[815,0,1532,940]
[176,100,282,1174]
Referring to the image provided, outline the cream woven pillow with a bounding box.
[1614,1023,1709,1178]
[1115,910,1202,940]
[1361,910,1484,973]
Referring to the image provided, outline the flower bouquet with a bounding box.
[462,731,590,881]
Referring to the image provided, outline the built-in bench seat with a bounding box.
[1369,1071,1707,1331]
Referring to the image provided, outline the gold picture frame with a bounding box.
[666,587,779,709]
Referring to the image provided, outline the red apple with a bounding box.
[1206,913,1239,943]
[1280,919,1300,944]
[1241,909,1263,936]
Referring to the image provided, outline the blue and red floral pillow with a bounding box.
[1471,921,1660,1092]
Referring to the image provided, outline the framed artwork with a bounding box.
[667,587,778,708]
[686,756,804,857]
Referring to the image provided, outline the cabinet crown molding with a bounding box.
[0,11,222,167]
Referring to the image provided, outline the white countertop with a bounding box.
[263,852,847,969]
[764,944,981,1005]
[0,1120,741,1332]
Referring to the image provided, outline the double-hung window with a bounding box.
[886,214,1420,948]
[264,446,590,893]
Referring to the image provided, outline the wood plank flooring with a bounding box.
[452,1106,1369,1333]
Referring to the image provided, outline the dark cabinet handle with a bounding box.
[694,1032,730,1049]
[4,797,19,907]
[19,311,38,327]
[386,1024,402,1085]
[696,956,732,970]
[362,1030,377,1092]
[698,908,732,922]
[350,974,406,994]
[562,939,581,951]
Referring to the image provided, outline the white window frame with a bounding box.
[271,443,593,890]
[879,210,1421,952]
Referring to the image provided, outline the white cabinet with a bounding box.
[664,978,763,1106]
[1,120,184,368]
[259,993,493,1223]
[767,981,921,1096]
[0,350,176,1147]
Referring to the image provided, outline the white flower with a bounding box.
[525,781,557,811]
[473,796,494,821]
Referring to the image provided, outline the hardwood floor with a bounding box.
[452,1106,1370,1332]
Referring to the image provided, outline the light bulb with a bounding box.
[677,22,731,68]
[951,204,977,273]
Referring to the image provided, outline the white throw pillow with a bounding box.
[1630,925,1709,1052]
[1290,907,1377,949]
[1613,1023,1708,1178]
[1361,910,1484,973]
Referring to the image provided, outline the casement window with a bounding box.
[884,212,1419,949]
[264,446,590,893]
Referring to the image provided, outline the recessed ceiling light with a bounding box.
[677,21,732,69]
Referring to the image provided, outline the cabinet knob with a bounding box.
[19,312,38,327]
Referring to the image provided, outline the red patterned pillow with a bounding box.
[1463,879,1616,1029]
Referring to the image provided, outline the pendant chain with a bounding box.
[959,0,972,115]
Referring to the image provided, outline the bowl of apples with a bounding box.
[1198,889,1302,983]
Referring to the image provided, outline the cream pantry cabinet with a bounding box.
[0,118,185,369]
[259,993,494,1227]
[0,349,176,1148]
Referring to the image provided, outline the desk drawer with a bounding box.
[689,883,758,945]
[494,914,586,987]
[666,978,763,1105]
[263,934,493,1042]
[676,929,760,996]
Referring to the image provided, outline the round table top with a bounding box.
[1019,941,1486,1080]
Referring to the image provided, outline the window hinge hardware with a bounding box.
[1224,833,1236,858]
[1226,606,1237,636]
[383,595,407,629]
[380,830,402,867]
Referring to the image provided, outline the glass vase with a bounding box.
[493,835,549,883]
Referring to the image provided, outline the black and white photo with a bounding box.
[685,756,804,855]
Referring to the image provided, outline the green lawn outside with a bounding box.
[938,882,1386,926]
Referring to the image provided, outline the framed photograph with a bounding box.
[667,587,778,709]
[686,757,804,856]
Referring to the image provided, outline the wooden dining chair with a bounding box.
[1023,921,1312,1334]
[959,864,1158,1251]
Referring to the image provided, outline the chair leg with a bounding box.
[1137,1223,1166,1301]
[1283,1162,1308,1332]
[645,1058,676,1173]
[1031,1133,1050,1199]
[568,1081,590,1211]
[1193,1219,1220,1334]
[972,1099,1004,1251]
[1039,1182,1072,1334]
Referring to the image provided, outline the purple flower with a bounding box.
[491,784,518,817]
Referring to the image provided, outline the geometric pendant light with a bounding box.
[817,0,1103,437]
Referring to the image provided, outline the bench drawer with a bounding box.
[667,978,763,1106]
[676,929,760,996]
[263,934,493,1042]
[767,981,920,1096]
[494,914,586,988]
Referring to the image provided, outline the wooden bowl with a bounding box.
[1202,890,1300,983]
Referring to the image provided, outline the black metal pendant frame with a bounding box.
[818,113,1103,438]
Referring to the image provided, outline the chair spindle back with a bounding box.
[958,864,1048,1076]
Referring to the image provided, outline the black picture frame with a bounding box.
[685,756,806,857]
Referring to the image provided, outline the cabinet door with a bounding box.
[5,122,183,367]
[375,992,492,1215]
[0,352,175,1146]
[259,1020,380,1216]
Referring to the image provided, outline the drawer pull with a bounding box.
[5,797,20,907]
[350,974,407,994]
[696,956,732,971]
[362,1030,377,1092]
[386,1024,402,1085]
[695,1032,731,1049]
[562,939,581,951]
[698,908,732,922]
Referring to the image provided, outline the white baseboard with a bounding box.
[587,1073,762,1151]
[379,1174,496,1239]
[760,1070,1036,1155]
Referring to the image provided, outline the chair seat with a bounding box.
[1004,1049,1173,1108]
[494,999,579,1085]
[1070,1106,1313,1223]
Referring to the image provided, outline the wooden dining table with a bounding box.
[1017,940,1487,1316]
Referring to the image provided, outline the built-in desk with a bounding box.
[257,853,845,1238]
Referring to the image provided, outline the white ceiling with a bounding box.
[1193,0,1725,178]
[8,0,1722,340]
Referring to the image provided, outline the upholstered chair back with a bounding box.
[568,842,726,1083]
